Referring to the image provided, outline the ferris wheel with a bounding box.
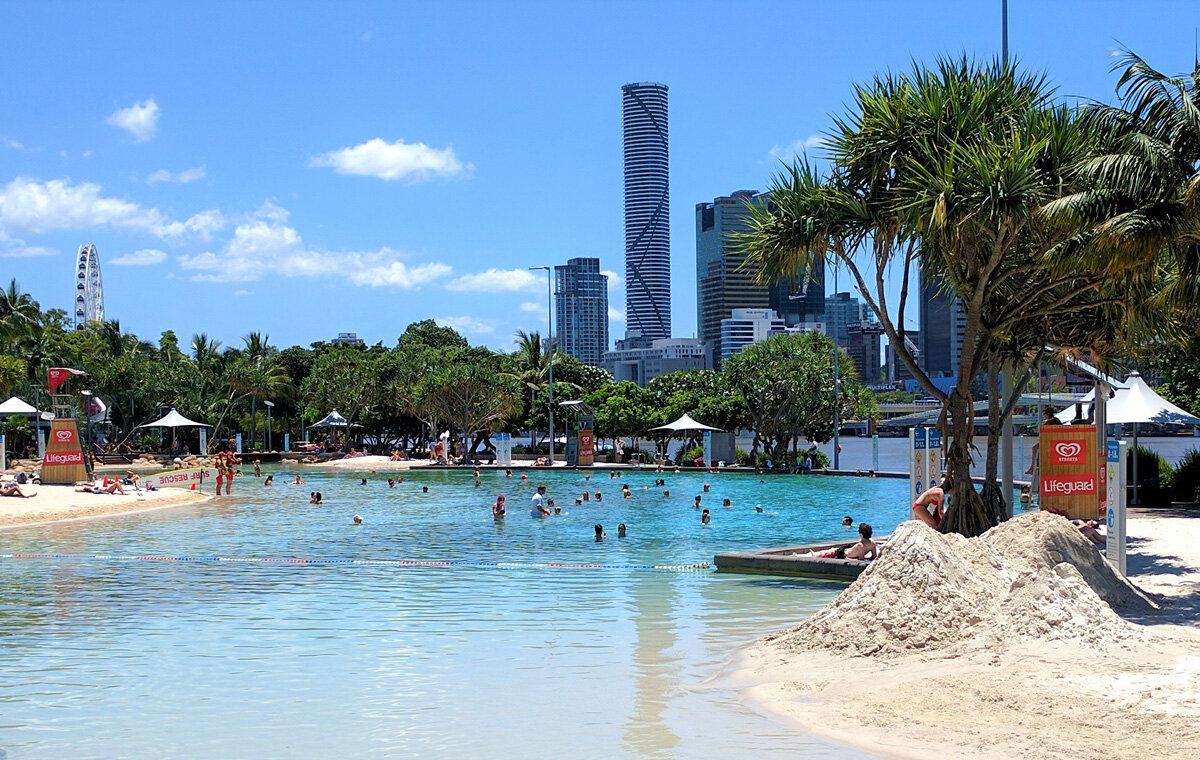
[74,243,105,330]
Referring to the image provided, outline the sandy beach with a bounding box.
[0,483,212,531]
[736,510,1200,760]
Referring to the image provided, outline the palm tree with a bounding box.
[0,279,40,344]
[241,332,276,449]
[740,57,1144,535]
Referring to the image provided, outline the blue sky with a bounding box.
[1,1,1195,352]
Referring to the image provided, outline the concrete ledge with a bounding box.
[714,538,883,581]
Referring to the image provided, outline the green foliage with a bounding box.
[647,370,748,434]
[734,448,751,465]
[1128,445,1174,493]
[677,445,704,465]
[875,389,917,403]
[583,381,657,440]
[724,332,874,461]
[0,354,26,397]
[1172,449,1200,504]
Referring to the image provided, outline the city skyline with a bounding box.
[1,2,1195,352]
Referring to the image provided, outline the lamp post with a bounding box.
[832,264,840,470]
[529,265,555,465]
[264,400,274,451]
[80,390,94,473]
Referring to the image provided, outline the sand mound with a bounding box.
[768,511,1157,657]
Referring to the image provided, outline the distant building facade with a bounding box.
[623,82,671,341]
[602,337,710,387]
[917,267,966,378]
[847,322,885,385]
[824,292,868,347]
[719,308,786,365]
[334,332,365,345]
[696,190,823,368]
[885,335,919,383]
[554,257,609,366]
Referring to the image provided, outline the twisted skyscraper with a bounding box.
[622,82,670,341]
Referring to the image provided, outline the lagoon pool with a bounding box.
[0,468,909,760]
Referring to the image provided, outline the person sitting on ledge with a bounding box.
[843,523,879,560]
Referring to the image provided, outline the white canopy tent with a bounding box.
[649,413,723,433]
[138,409,211,429]
[137,408,211,454]
[311,410,350,428]
[1053,372,1200,503]
[0,396,52,422]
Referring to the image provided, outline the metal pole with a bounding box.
[267,404,273,451]
[833,264,840,470]
[1001,364,1014,519]
[1002,0,1009,63]
[547,268,555,466]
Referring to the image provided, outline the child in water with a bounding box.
[493,495,506,519]
[701,509,710,525]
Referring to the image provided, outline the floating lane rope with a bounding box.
[0,553,711,573]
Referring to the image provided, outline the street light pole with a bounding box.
[264,400,274,451]
[530,266,555,465]
[832,265,840,470]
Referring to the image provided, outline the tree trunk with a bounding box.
[939,386,999,537]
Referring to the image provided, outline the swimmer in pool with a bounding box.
[594,524,606,542]
[723,498,732,508]
[421,486,429,494]
[617,523,627,538]
[353,514,363,525]
[701,509,710,525]
[692,495,702,509]
[493,494,506,519]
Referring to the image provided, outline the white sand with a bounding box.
[0,483,211,530]
[315,455,429,471]
[738,511,1200,760]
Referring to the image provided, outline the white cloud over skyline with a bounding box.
[178,204,451,287]
[146,167,206,185]
[435,315,495,335]
[445,267,541,293]
[0,244,57,258]
[768,134,827,162]
[110,248,167,266]
[107,99,160,142]
[308,138,471,181]
[0,177,225,240]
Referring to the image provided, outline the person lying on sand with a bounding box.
[1072,519,1106,547]
[912,478,952,529]
[0,483,36,498]
[75,480,125,495]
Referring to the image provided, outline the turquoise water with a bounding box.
[0,468,908,760]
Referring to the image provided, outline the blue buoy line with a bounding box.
[0,553,712,573]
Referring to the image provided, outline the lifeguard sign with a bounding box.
[1039,425,1103,519]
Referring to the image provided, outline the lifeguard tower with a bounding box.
[558,400,595,467]
[41,367,89,484]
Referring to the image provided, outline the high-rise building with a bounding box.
[696,190,823,368]
[603,337,710,387]
[622,82,671,341]
[554,257,609,367]
[824,292,868,347]
[718,308,786,365]
[918,268,966,378]
[847,322,885,385]
[333,332,365,345]
[886,335,919,383]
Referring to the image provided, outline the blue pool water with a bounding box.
[0,468,908,760]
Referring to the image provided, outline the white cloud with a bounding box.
[446,267,541,293]
[2,136,25,150]
[308,137,471,181]
[601,269,623,289]
[769,134,827,162]
[0,177,224,240]
[110,248,167,266]
[178,205,451,287]
[233,289,254,296]
[146,167,206,185]
[0,245,57,258]
[519,301,544,313]
[107,99,160,142]
[608,306,626,321]
[435,316,495,335]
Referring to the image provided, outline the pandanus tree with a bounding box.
[739,58,1151,536]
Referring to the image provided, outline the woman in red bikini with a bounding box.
[912,477,953,529]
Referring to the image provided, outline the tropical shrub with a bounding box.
[1171,448,1200,504]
